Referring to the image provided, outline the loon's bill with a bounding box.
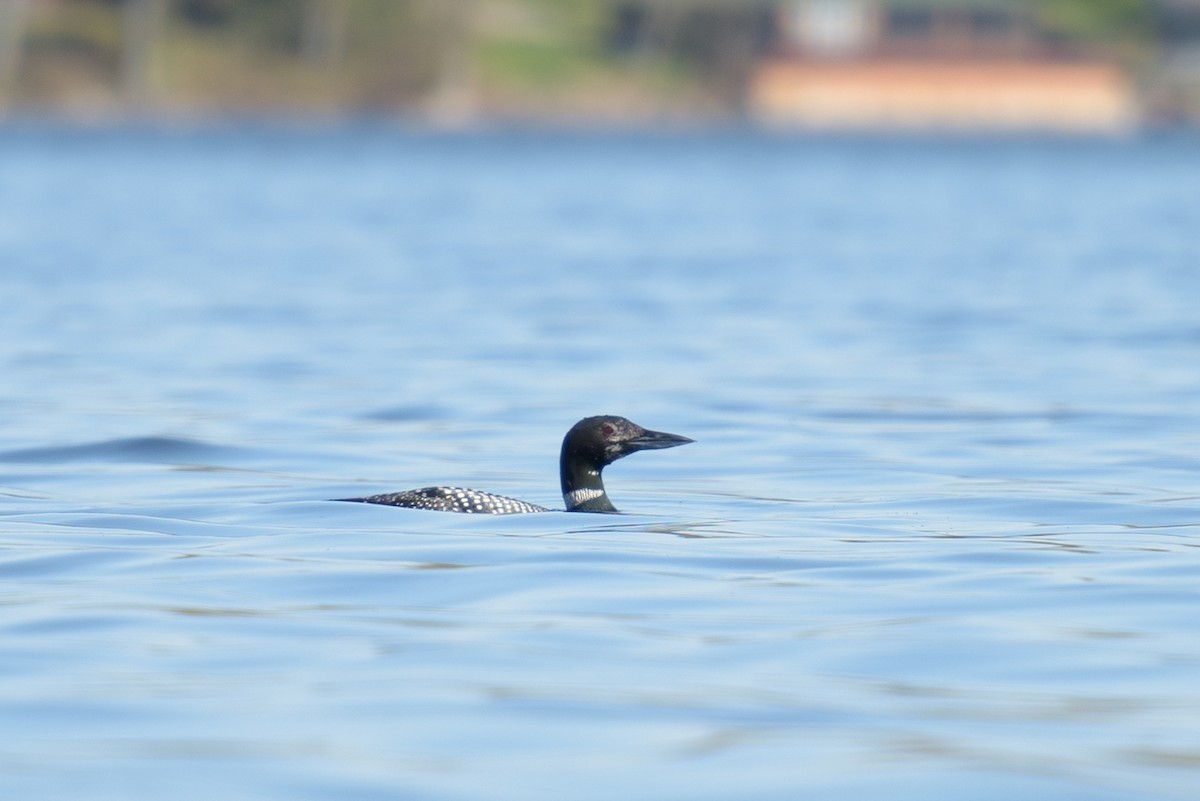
[338,415,693,514]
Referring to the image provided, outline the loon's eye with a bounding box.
[602,423,615,437]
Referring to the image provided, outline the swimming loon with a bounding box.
[339,415,693,514]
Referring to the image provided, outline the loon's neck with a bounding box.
[560,462,616,512]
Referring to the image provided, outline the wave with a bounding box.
[0,436,253,465]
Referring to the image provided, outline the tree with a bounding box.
[122,0,169,106]
[1031,0,1153,43]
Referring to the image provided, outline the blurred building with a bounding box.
[750,0,1137,132]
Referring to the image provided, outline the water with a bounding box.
[1,125,1199,800]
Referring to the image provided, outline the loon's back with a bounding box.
[344,487,547,515]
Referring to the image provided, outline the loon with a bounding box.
[340,415,693,514]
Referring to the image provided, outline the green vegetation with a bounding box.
[1033,0,1154,43]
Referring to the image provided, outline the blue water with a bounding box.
[1,125,1199,800]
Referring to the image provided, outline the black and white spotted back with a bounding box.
[345,486,549,515]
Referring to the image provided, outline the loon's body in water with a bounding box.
[340,415,692,514]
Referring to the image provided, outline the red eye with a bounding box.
[602,424,614,436]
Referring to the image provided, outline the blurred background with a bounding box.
[4,4,1200,801]
[3,0,1200,131]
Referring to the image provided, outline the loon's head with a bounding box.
[565,415,694,467]
[559,416,693,512]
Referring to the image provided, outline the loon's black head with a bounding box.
[560,415,693,512]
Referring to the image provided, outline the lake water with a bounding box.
[1,125,1199,800]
